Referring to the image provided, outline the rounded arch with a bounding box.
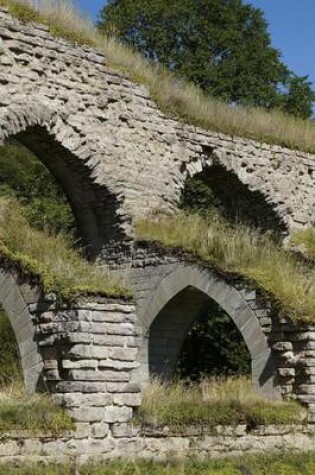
[0,266,43,392]
[182,152,288,235]
[0,102,132,260]
[136,263,280,398]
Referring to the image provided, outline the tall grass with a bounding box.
[136,212,315,322]
[136,377,304,428]
[0,198,129,300]
[1,1,315,153]
[291,227,315,259]
[0,383,74,434]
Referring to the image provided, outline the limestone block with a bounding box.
[90,423,109,438]
[111,423,140,438]
[113,393,142,407]
[69,369,130,382]
[70,407,103,423]
[103,405,133,423]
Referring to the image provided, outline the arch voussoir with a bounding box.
[135,261,281,398]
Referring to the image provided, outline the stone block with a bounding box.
[111,423,140,438]
[70,407,103,423]
[103,405,133,423]
[113,393,142,407]
[90,423,109,438]
[69,369,130,382]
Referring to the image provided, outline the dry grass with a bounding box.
[0,382,74,434]
[291,227,315,259]
[1,1,315,153]
[0,198,130,300]
[136,212,315,322]
[136,377,304,427]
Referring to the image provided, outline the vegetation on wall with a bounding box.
[136,211,315,323]
[0,197,129,300]
[0,387,74,434]
[291,227,315,260]
[0,145,128,301]
[99,0,315,119]
[136,377,304,428]
[1,1,315,153]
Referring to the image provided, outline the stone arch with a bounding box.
[183,153,288,235]
[136,263,280,398]
[0,266,43,392]
[0,102,132,260]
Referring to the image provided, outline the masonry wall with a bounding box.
[0,7,314,266]
[0,424,315,464]
[110,245,315,411]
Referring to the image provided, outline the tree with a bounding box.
[0,144,75,235]
[99,0,315,118]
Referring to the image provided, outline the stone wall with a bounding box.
[109,244,315,410]
[36,299,142,433]
[0,7,314,265]
[0,262,141,432]
[0,424,315,464]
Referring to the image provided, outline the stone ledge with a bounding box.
[0,424,314,463]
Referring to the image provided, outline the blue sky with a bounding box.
[77,0,315,88]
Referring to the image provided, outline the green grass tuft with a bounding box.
[0,385,74,435]
[136,377,304,429]
[0,198,130,301]
[291,227,315,259]
[136,212,315,323]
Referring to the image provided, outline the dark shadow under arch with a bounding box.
[15,126,128,259]
[0,102,132,260]
[185,164,287,235]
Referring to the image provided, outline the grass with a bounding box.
[0,198,130,301]
[0,308,73,435]
[291,227,315,259]
[0,1,315,154]
[135,377,304,429]
[136,211,315,323]
[0,307,22,385]
[1,455,315,474]
[0,383,74,435]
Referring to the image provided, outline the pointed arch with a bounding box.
[136,263,280,398]
[0,267,43,392]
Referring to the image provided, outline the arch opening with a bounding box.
[13,125,128,259]
[136,264,280,398]
[149,286,251,382]
[182,165,287,236]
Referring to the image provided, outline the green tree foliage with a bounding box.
[178,301,251,380]
[99,0,315,118]
[0,307,22,385]
[0,144,75,235]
